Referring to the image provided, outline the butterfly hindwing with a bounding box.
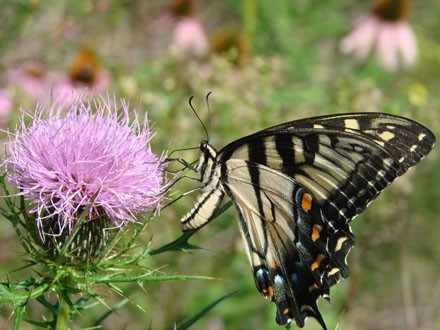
[180,113,435,329]
[224,159,354,328]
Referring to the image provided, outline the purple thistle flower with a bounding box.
[3,95,166,243]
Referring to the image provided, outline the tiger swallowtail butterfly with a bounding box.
[179,112,435,329]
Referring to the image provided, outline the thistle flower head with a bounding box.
[3,95,166,245]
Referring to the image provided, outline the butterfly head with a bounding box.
[196,140,218,183]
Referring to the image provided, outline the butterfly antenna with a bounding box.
[205,91,213,141]
[189,96,209,142]
[167,145,199,159]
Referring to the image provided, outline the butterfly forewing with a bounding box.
[265,112,433,170]
[222,131,402,227]
[180,112,435,329]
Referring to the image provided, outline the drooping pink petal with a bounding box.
[4,65,50,104]
[340,15,380,61]
[376,22,401,71]
[340,11,418,71]
[394,21,418,68]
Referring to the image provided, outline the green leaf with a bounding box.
[93,274,216,285]
[93,298,130,326]
[166,290,238,330]
[0,280,50,305]
[149,201,233,256]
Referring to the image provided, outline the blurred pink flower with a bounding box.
[4,51,110,106]
[172,16,209,60]
[4,61,51,103]
[340,13,417,71]
[5,67,81,106]
[0,90,13,129]
[66,48,110,93]
[154,0,209,60]
[48,75,84,106]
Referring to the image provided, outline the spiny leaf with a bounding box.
[166,290,238,330]
[149,201,233,255]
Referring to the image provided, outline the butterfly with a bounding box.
[179,112,435,329]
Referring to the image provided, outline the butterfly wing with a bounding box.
[219,113,435,228]
[224,159,354,328]
[264,112,434,171]
[181,113,435,328]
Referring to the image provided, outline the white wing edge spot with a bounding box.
[344,119,360,130]
[378,131,395,141]
[328,268,340,276]
[334,237,348,252]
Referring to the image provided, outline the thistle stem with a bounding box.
[55,294,70,330]
[13,305,25,330]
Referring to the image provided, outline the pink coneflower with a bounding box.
[4,50,110,107]
[172,16,209,59]
[160,0,209,60]
[340,0,417,71]
[4,60,51,103]
[3,95,166,259]
[66,48,110,92]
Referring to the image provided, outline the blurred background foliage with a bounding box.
[0,0,439,329]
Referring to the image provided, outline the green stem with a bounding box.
[55,294,70,330]
[13,305,25,330]
[0,282,50,304]
[243,0,257,54]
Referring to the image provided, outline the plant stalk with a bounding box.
[13,305,25,330]
[55,294,70,330]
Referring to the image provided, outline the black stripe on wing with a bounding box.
[181,179,225,231]
[224,160,356,329]
[264,112,435,171]
[217,113,435,228]
[219,113,435,173]
[274,131,401,227]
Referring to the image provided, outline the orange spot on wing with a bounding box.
[283,307,292,315]
[301,193,312,211]
[263,286,274,300]
[311,224,320,241]
[309,283,319,292]
[311,254,325,271]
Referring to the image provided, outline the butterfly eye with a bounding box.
[199,140,208,151]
